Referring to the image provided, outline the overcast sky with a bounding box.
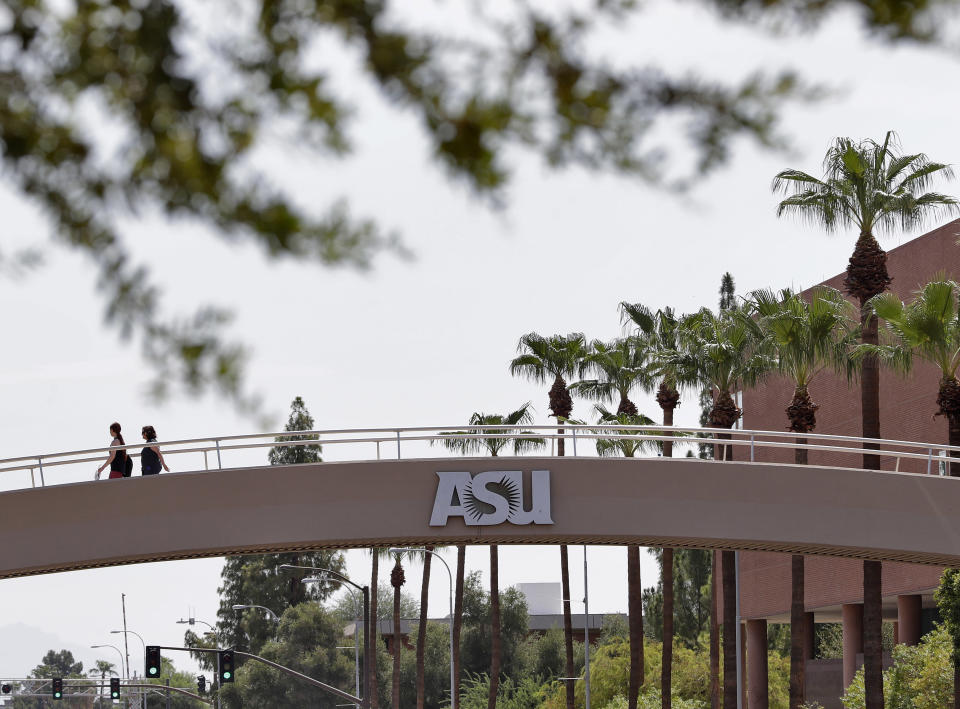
[2,0,959,681]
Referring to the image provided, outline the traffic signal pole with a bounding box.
[154,646,365,707]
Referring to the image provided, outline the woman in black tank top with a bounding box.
[140,425,170,475]
[96,422,126,480]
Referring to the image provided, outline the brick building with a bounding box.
[735,218,960,708]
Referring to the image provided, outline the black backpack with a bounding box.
[123,451,133,478]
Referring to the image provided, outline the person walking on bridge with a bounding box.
[140,426,169,475]
[95,422,127,480]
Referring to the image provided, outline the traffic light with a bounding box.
[218,650,234,683]
[145,646,162,677]
[110,677,120,699]
[197,675,206,694]
[52,677,63,700]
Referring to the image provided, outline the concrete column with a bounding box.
[842,603,864,689]
[803,612,815,660]
[897,594,922,646]
[746,619,768,709]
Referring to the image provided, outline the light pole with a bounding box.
[111,630,146,709]
[389,547,455,709]
[92,643,127,708]
[175,616,221,709]
[279,563,370,709]
[232,604,280,621]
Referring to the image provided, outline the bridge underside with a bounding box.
[2,457,959,579]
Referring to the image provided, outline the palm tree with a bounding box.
[368,546,393,709]
[621,303,684,709]
[773,131,958,709]
[665,304,773,708]
[509,332,588,709]
[390,556,406,709]
[571,338,656,416]
[89,660,117,707]
[437,404,546,709]
[867,279,960,475]
[747,286,857,709]
[415,546,441,709]
[591,404,658,708]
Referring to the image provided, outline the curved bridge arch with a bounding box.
[3,456,959,579]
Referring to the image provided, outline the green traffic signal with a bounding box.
[145,646,162,677]
[110,677,120,698]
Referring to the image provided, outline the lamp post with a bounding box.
[92,644,127,708]
[111,630,146,709]
[279,564,370,709]
[232,604,280,621]
[388,547,455,709]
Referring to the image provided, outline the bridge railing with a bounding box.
[0,425,957,491]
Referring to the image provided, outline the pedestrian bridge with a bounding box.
[1,425,959,579]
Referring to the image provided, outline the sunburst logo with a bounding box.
[430,470,553,527]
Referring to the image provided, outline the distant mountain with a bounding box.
[0,623,102,679]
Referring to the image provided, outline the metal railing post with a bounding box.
[376,441,381,460]
[928,448,933,475]
[396,431,401,460]
[750,434,755,462]
[30,468,35,488]
[215,440,222,469]
[572,428,578,456]
[203,451,209,471]
[37,458,45,487]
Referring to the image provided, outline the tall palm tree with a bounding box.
[509,332,588,709]
[438,404,546,709]
[453,543,465,709]
[666,304,773,708]
[368,546,393,709]
[89,660,117,707]
[416,545,433,709]
[390,556,406,709]
[867,279,960,475]
[773,131,958,709]
[621,303,684,709]
[592,404,658,708]
[574,338,658,708]
[748,286,857,709]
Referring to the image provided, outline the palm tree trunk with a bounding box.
[453,544,465,709]
[627,545,644,709]
[710,552,720,709]
[391,558,405,709]
[488,545,501,709]
[658,382,679,709]
[863,559,883,709]
[662,547,674,709]
[722,550,737,709]
[937,377,960,476]
[790,555,805,709]
[561,544,575,709]
[416,546,433,709]
[861,308,882,470]
[370,550,380,709]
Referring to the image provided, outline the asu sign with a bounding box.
[429,470,554,526]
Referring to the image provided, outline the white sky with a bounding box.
[2,0,959,680]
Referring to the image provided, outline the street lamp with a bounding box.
[232,604,280,621]
[279,563,370,708]
[388,547,455,709]
[91,644,127,680]
[111,630,146,709]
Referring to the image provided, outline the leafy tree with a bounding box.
[219,602,355,709]
[268,396,322,465]
[747,285,857,708]
[459,676,548,709]
[215,396,342,655]
[3,0,898,408]
[29,649,84,678]
[719,273,737,313]
[642,550,712,651]
[774,132,958,708]
[398,622,452,709]
[867,279,960,475]
[330,580,419,623]
[459,572,530,687]
[936,568,960,708]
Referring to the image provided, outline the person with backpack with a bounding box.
[96,422,130,480]
[140,425,170,475]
